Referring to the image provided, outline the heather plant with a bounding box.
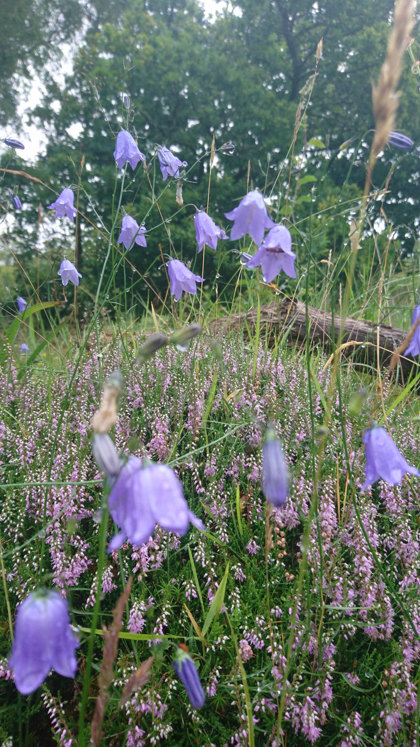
[0,2,419,745]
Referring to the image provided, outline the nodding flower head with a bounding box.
[113,129,145,170]
[173,649,206,709]
[225,190,275,245]
[362,426,419,490]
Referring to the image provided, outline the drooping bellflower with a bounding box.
[158,146,187,181]
[117,215,147,250]
[9,190,22,210]
[16,297,28,313]
[107,457,204,551]
[58,259,82,287]
[20,343,30,354]
[113,130,145,170]
[225,189,275,245]
[262,428,289,506]
[8,590,78,694]
[362,426,419,490]
[194,211,228,253]
[47,188,77,221]
[404,305,420,357]
[387,132,414,150]
[246,225,296,283]
[4,137,24,150]
[93,434,122,478]
[167,259,204,301]
[173,649,206,709]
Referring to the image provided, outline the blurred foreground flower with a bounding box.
[114,129,145,170]
[225,189,275,245]
[9,590,78,694]
[194,211,228,253]
[4,137,24,150]
[9,190,22,210]
[262,428,289,506]
[158,146,187,180]
[58,259,82,287]
[93,434,121,477]
[388,132,414,150]
[117,215,147,250]
[20,343,30,354]
[362,426,419,490]
[173,650,206,709]
[246,225,296,283]
[16,297,28,313]
[107,457,204,551]
[405,305,420,357]
[167,259,204,301]
[47,188,77,221]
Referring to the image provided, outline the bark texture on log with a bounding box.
[210,298,419,379]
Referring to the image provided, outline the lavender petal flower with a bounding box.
[93,434,121,478]
[20,343,30,354]
[113,129,145,171]
[362,426,419,490]
[117,215,147,250]
[388,132,414,150]
[9,190,22,210]
[47,188,77,221]
[167,259,204,301]
[57,259,82,287]
[225,190,275,245]
[158,146,187,181]
[173,651,206,709]
[194,211,228,253]
[246,225,296,283]
[8,590,78,694]
[16,296,28,313]
[262,429,289,506]
[405,305,420,357]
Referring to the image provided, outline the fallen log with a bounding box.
[210,298,419,380]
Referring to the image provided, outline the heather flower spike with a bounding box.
[117,215,147,250]
[107,458,204,551]
[173,649,206,709]
[114,130,145,170]
[167,259,204,301]
[246,225,296,283]
[8,590,78,694]
[158,146,187,181]
[16,296,28,313]
[362,426,419,490]
[47,188,77,221]
[225,189,275,245]
[4,137,24,150]
[194,211,228,253]
[388,131,414,150]
[405,305,420,357]
[262,427,289,506]
[58,259,82,287]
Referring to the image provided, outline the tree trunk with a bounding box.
[210,298,418,380]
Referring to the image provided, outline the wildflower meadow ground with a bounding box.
[1,2,420,744]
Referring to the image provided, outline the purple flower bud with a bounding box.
[158,146,187,181]
[405,305,420,357]
[169,323,201,347]
[9,190,22,210]
[362,426,419,490]
[123,94,130,109]
[58,259,82,287]
[388,132,414,150]
[194,211,228,253]
[246,225,296,283]
[262,429,289,506]
[114,130,145,170]
[173,650,206,709]
[4,137,24,150]
[8,590,78,694]
[20,343,30,354]
[16,296,28,313]
[220,141,235,155]
[47,188,77,221]
[167,259,204,301]
[136,332,168,362]
[93,434,121,478]
[225,190,275,245]
[117,215,147,250]
[107,458,204,551]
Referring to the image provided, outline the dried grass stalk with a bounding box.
[371,0,415,159]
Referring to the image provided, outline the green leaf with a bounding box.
[308,137,326,149]
[298,174,317,185]
[202,561,230,638]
